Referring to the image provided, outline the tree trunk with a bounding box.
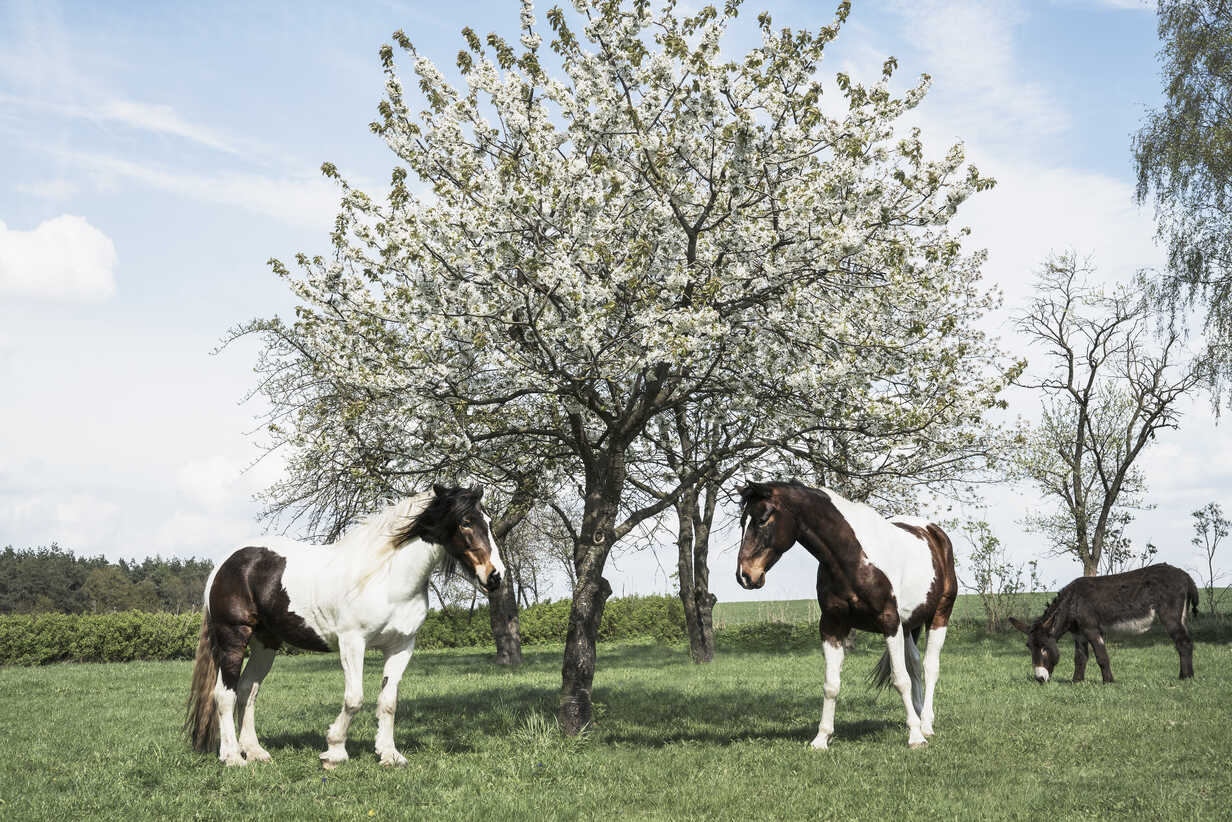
[676,485,718,663]
[488,579,523,665]
[559,456,623,735]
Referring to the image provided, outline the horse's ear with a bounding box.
[1008,617,1030,634]
[738,481,767,502]
[433,483,449,498]
[472,485,484,500]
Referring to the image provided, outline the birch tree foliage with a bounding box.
[240,0,1014,732]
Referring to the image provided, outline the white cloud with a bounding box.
[0,492,122,554]
[0,215,117,300]
[58,150,339,230]
[14,179,80,201]
[97,99,239,154]
[889,0,1070,146]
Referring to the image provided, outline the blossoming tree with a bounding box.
[243,0,1015,733]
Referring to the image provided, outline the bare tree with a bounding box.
[1191,501,1229,615]
[1015,252,1204,576]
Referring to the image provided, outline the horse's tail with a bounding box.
[185,613,219,753]
[868,626,925,716]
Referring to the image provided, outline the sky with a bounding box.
[2,0,1223,605]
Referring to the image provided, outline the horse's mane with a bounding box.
[335,493,437,592]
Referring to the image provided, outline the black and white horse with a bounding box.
[186,485,504,767]
[1009,563,1199,683]
[737,481,957,749]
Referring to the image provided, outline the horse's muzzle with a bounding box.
[737,569,764,590]
[484,570,502,593]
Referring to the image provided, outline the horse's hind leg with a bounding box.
[375,641,414,766]
[236,638,277,762]
[884,625,927,748]
[212,623,252,766]
[1161,605,1195,679]
[321,633,366,769]
[920,624,948,737]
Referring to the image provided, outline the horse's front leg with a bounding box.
[884,625,926,748]
[321,634,366,769]
[374,641,414,767]
[811,631,846,750]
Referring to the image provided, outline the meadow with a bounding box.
[1,613,1229,821]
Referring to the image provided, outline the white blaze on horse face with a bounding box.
[484,513,505,579]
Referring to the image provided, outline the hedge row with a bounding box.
[0,595,689,666]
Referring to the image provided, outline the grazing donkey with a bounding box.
[186,485,504,767]
[1009,563,1199,683]
[737,480,957,749]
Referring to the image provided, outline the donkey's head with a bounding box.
[736,482,800,590]
[399,485,505,593]
[1009,616,1060,683]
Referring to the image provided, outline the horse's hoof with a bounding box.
[909,739,928,749]
[921,724,935,737]
[809,736,830,751]
[244,749,272,763]
[221,756,247,767]
[379,752,408,767]
[320,752,347,770]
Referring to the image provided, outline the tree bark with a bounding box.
[676,484,718,663]
[558,453,624,735]
[488,580,523,665]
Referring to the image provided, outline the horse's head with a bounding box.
[405,484,505,593]
[736,481,798,590]
[1009,616,1059,683]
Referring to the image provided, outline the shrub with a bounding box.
[0,595,689,665]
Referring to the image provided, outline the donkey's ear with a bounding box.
[1008,617,1030,634]
[433,483,450,498]
[471,485,484,500]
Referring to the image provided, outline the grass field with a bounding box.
[712,592,1057,628]
[2,617,1229,821]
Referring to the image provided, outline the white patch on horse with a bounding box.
[822,489,935,620]
[1034,665,1050,682]
[1108,608,1155,635]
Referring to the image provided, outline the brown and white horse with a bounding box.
[186,485,504,767]
[736,480,957,749]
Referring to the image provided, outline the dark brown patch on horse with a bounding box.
[739,481,903,637]
[893,521,958,631]
[207,546,330,689]
[1010,563,1199,682]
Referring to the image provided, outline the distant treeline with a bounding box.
[0,544,212,614]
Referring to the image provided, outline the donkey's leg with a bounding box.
[1072,634,1089,682]
[884,625,926,748]
[1084,629,1114,683]
[212,623,252,766]
[235,638,277,762]
[374,641,415,766]
[919,625,947,737]
[1161,608,1195,679]
[321,633,366,769]
[811,630,846,750]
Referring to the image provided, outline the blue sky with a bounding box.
[4,0,1222,602]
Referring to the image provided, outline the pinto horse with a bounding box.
[736,480,956,749]
[186,485,504,767]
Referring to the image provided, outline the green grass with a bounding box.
[2,621,1229,821]
[713,591,1059,628]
